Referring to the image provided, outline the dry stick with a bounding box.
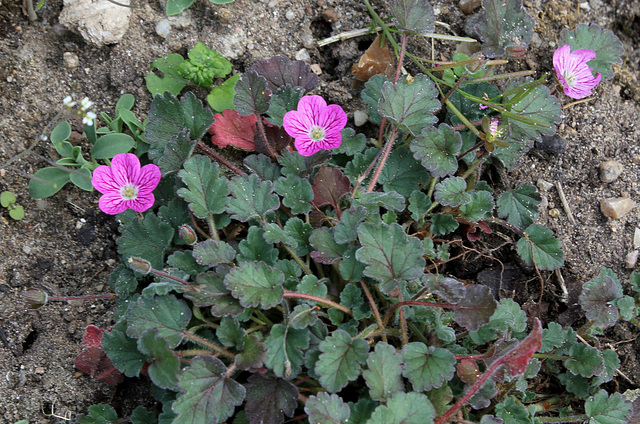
[555,181,576,225]
[562,96,595,109]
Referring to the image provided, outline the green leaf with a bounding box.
[351,191,406,214]
[8,204,24,220]
[593,349,620,386]
[165,0,195,15]
[506,84,562,142]
[224,262,284,309]
[265,324,309,379]
[335,128,368,156]
[408,190,431,221]
[494,397,536,424]
[459,190,494,222]
[476,0,534,58]
[193,239,237,267]
[340,283,370,320]
[274,175,314,215]
[177,43,232,88]
[516,224,564,270]
[434,176,471,207]
[145,53,188,96]
[585,390,632,424]
[130,406,157,424]
[579,275,620,328]
[540,322,566,353]
[339,246,366,283]
[235,334,267,370]
[565,343,605,378]
[172,355,246,424]
[156,129,198,175]
[316,330,369,392]
[391,0,435,34]
[290,304,320,329]
[50,121,73,157]
[497,184,541,230]
[227,174,280,222]
[76,404,118,424]
[378,74,440,136]
[559,23,625,81]
[102,321,147,377]
[28,167,71,198]
[137,329,180,390]
[207,73,241,112]
[298,275,328,300]
[362,342,404,402]
[216,317,244,348]
[70,166,94,192]
[356,221,426,294]
[244,154,282,182]
[430,213,459,235]
[334,207,368,245]
[0,191,16,207]
[378,147,430,197]
[402,342,456,392]
[125,295,191,348]
[368,392,435,424]
[117,213,174,270]
[310,227,348,264]
[185,271,244,318]
[346,399,378,424]
[234,70,271,116]
[305,392,351,424]
[244,374,298,424]
[267,84,305,127]
[447,82,500,127]
[177,155,229,218]
[411,124,462,178]
[361,75,387,125]
[237,226,279,265]
[91,133,136,159]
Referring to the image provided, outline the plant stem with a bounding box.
[383,300,461,327]
[533,353,569,361]
[255,115,278,160]
[359,279,387,343]
[366,126,399,193]
[537,416,588,423]
[48,294,116,301]
[176,349,214,357]
[207,214,220,242]
[281,244,313,276]
[196,141,245,175]
[282,292,352,315]
[182,331,235,360]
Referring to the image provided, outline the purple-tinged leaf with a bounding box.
[172,355,246,424]
[457,359,481,385]
[74,325,125,386]
[411,124,462,178]
[305,392,350,424]
[310,227,348,264]
[453,285,497,331]
[391,0,435,34]
[137,329,179,390]
[249,56,318,93]
[235,334,267,370]
[402,342,456,391]
[311,166,352,210]
[475,0,534,58]
[244,374,298,424]
[234,70,272,116]
[579,275,620,328]
[423,275,466,304]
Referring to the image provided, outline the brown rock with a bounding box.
[599,160,624,183]
[599,197,636,219]
[322,8,338,23]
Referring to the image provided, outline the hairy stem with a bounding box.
[182,331,235,360]
[282,292,352,315]
[359,279,387,343]
[196,141,245,175]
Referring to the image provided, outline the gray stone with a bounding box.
[626,250,639,268]
[295,48,310,62]
[599,197,636,219]
[59,0,131,46]
[353,110,368,127]
[599,160,624,183]
[63,52,79,69]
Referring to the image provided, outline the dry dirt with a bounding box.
[0,0,638,422]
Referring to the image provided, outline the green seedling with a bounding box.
[1,191,25,220]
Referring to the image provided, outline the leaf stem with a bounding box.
[48,294,117,302]
[282,292,352,315]
[281,244,313,276]
[382,299,460,327]
[533,353,569,361]
[359,279,387,343]
[255,115,278,160]
[181,331,235,360]
[207,214,220,242]
[366,126,399,193]
[537,416,588,423]
[196,141,245,175]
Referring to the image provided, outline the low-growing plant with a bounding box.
[1,190,25,220]
[20,0,634,423]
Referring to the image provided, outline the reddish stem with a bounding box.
[196,141,245,175]
[49,294,116,301]
[366,126,399,193]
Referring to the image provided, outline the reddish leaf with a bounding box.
[453,285,498,331]
[257,122,291,156]
[311,166,351,209]
[498,317,542,376]
[81,325,106,349]
[210,109,257,150]
[74,325,124,386]
[457,359,481,385]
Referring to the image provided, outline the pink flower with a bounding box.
[553,44,601,99]
[282,95,348,156]
[92,153,161,215]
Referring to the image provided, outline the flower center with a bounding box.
[562,71,577,88]
[308,126,326,142]
[120,183,139,200]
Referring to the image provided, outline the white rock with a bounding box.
[59,0,131,47]
[155,19,171,38]
[599,197,636,219]
[599,160,624,183]
[626,250,639,268]
[353,110,368,127]
[634,227,640,249]
[285,9,295,20]
[295,48,310,62]
[63,52,79,69]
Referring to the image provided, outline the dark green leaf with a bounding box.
[494,397,536,424]
[264,324,309,379]
[137,330,179,390]
[244,374,298,424]
[305,392,351,424]
[593,349,620,386]
[130,406,157,424]
[125,295,191,348]
[310,227,348,264]
[516,224,564,270]
[351,191,406,214]
[290,304,320,329]
[334,207,368,244]
[585,390,632,424]
[540,322,566,353]
[177,155,229,218]
[172,355,246,424]
[411,124,462,178]
[237,226,279,265]
[157,128,198,174]
[193,239,237,267]
[565,344,605,378]
[76,404,118,424]
[368,392,435,424]
[216,317,244,348]
[249,56,318,93]
[356,221,425,294]
[391,0,435,34]
[117,213,174,270]
[267,84,305,126]
[224,262,284,309]
[346,398,377,424]
[430,213,459,236]
[234,70,271,116]
[335,128,368,156]
[579,275,620,328]
[378,74,440,135]
[434,176,471,207]
[497,184,541,229]
[459,190,494,222]
[506,84,562,142]
[316,330,369,392]
[476,0,534,58]
[244,154,282,182]
[29,167,70,198]
[340,283,370,320]
[402,342,456,391]
[274,175,314,215]
[166,251,207,278]
[363,342,404,402]
[227,174,280,222]
[379,147,430,197]
[339,247,366,283]
[102,320,147,377]
[408,190,431,222]
[361,75,387,124]
[235,334,267,370]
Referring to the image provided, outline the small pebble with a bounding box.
[634,227,640,249]
[155,19,171,38]
[310,64,322,75]
[548,208,560,218]
[459,0,481,14]
[599,160,624,183]
[626,250,639,268]
[63,52,79,69]
[599,197,636,219]
[536,179,553,192]
[322,7,339,23]
[295,48,310,62]
[353,110,368,127]
[536,134,567,155]
[22,245,32,254]
[301,32,315,49]
[579,1,590,10]
[285,9,295,20]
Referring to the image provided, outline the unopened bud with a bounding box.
[128,256,151,275]
[23,289,48,309]
[179,224,197,245]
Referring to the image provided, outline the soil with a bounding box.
[0,0,638,422]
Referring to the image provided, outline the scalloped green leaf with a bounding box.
[402,342,456,392]
[459,190,494,222]
[391,0,435,34]
[379,147,430,197]
[177,155,229,219]
[310,227,348,265]
[76,404,118,424]
[125,295,191,348]
[335,128,368,156]
[172,355,246,424]
[497,184,541,229]
[244,374,298,424]
[192,239,237,267]
[235,334,267,370]
[476,0,534,58]
[351,191,405,214]
[137,329,179,390]
[434,176,471,207]
[234,70,272,116]
[516,224,564,270]
[101,321,147,377]
[356,221,426,294]
[305,392,351,424]
[507,84,562,142]
[430,213,459,235]
[411,124,462,178]
[579,275,620,328]
[264,324,309,379]
[274,175,314,215]
[117,213,174,270]
[227,174,280,222]
[378,74,440,136]
[244,154,282,182]
[316,330,369,393]
[334,207,368,245]
[237,226,279,265]
[368,392,435,424]
[361,75,388,125]
[559,23,624,81]
[363,342,404,402]
[266,84,305,127]
[585,390,632,424]
[223,262,284,309]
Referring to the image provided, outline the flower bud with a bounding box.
[23,289,48,309]
[179,224,197,245]
[128,256,151,275]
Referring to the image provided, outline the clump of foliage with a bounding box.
[18,0,633,423]
[1,190,24,220]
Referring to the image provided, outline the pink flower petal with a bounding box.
[135,164,161,196]
[91,165,118,194]
[572,48,597,63]
[110,153,141,186]
[297,95,327,122]
[283,109,314,139]
[125,192,156,212]
[319,104,348,137]
[98,192,129,215]
[294,135,320,156]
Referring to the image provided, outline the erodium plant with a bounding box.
[19,0,634,423]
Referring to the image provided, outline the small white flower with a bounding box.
[80,97,93,111]
[63,96,76,108]
[83,111,97,126]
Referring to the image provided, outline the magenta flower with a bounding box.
[553,44,601,99]
[92,153,161,215]
[282,95,348,156]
